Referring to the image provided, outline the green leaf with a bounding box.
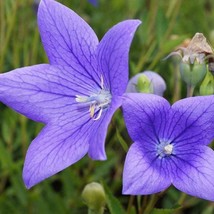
[102,182,126,214]
[151,205,182,214]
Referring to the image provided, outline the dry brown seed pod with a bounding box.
[187,33,213,55]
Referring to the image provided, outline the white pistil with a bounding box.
[163,144,173,155]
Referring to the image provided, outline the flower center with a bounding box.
[75,76,112,120]
[156,141,173,158]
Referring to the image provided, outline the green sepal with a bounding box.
[136,74,153,93]
[180,62,207,87]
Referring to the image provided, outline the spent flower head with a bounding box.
[167,33,213,64]
[165,33,213,89]
[122,93,214,201]
[0,0,141,188]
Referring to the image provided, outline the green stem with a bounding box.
[116,128,128,152]
[143,190,166,214]
[0,1,17,71]
[186,85,195,97]
[141,195,148,214]
[172,61,181,102]
[137,196,142,214]
[143,194,158,214]
[178,192,187,205]
[127,195,135,214]
[88,207,104,214]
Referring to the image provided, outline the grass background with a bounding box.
[0,0,214,213]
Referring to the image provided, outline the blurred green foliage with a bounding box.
[0,0,214,213]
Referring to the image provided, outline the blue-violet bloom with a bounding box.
[0,0,141,188]
[122,93,214,201]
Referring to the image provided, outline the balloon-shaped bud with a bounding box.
[126,71,166,96]
[82,182,106,214]
[180,62,207,86]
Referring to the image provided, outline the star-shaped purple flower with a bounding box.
[122,93,214,201]
[0,0,141,188]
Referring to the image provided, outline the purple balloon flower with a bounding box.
[122,93,214,201]
[126,71,166,96]
[0,0,141,188]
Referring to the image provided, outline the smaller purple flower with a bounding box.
[126,71,166,96]
[0,0,141,188]
[122,93,214,201]
[33,0,98,13]
[88,0,98,6]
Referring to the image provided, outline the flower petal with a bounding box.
[97,20,141,95]
[0,64,95,123]
[23,91,121,187]
[123,143,171,195]
[38,0,100,86]
[122,93,170,143]
[23,123,90,188]
[88,96,122,160]
[170,96,214,145]
[172,146,214,201]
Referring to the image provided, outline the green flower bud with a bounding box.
[180,62,207,87]
[82,182,106,214]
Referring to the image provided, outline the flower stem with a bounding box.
[137,196,142,214]
[178,192,187,205]
[186,85,195,97]
[88,208,104,214]
[172,60,181,102]
[127,195,135,214]
[141,195,148,213]
[143,194,158,214]
[143,190,166,214]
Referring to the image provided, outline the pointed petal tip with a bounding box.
[122,186,130,195]
[23,167,37,189]
[121,19,142,28]
[24,183,32,190]
[88,150,107,161]
[134,19,142,25]
[23,175,34,189]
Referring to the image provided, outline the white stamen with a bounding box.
[75,95,89,103]
[92,108,103,121]
[75,75,111,121]
[89,104,95,118]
